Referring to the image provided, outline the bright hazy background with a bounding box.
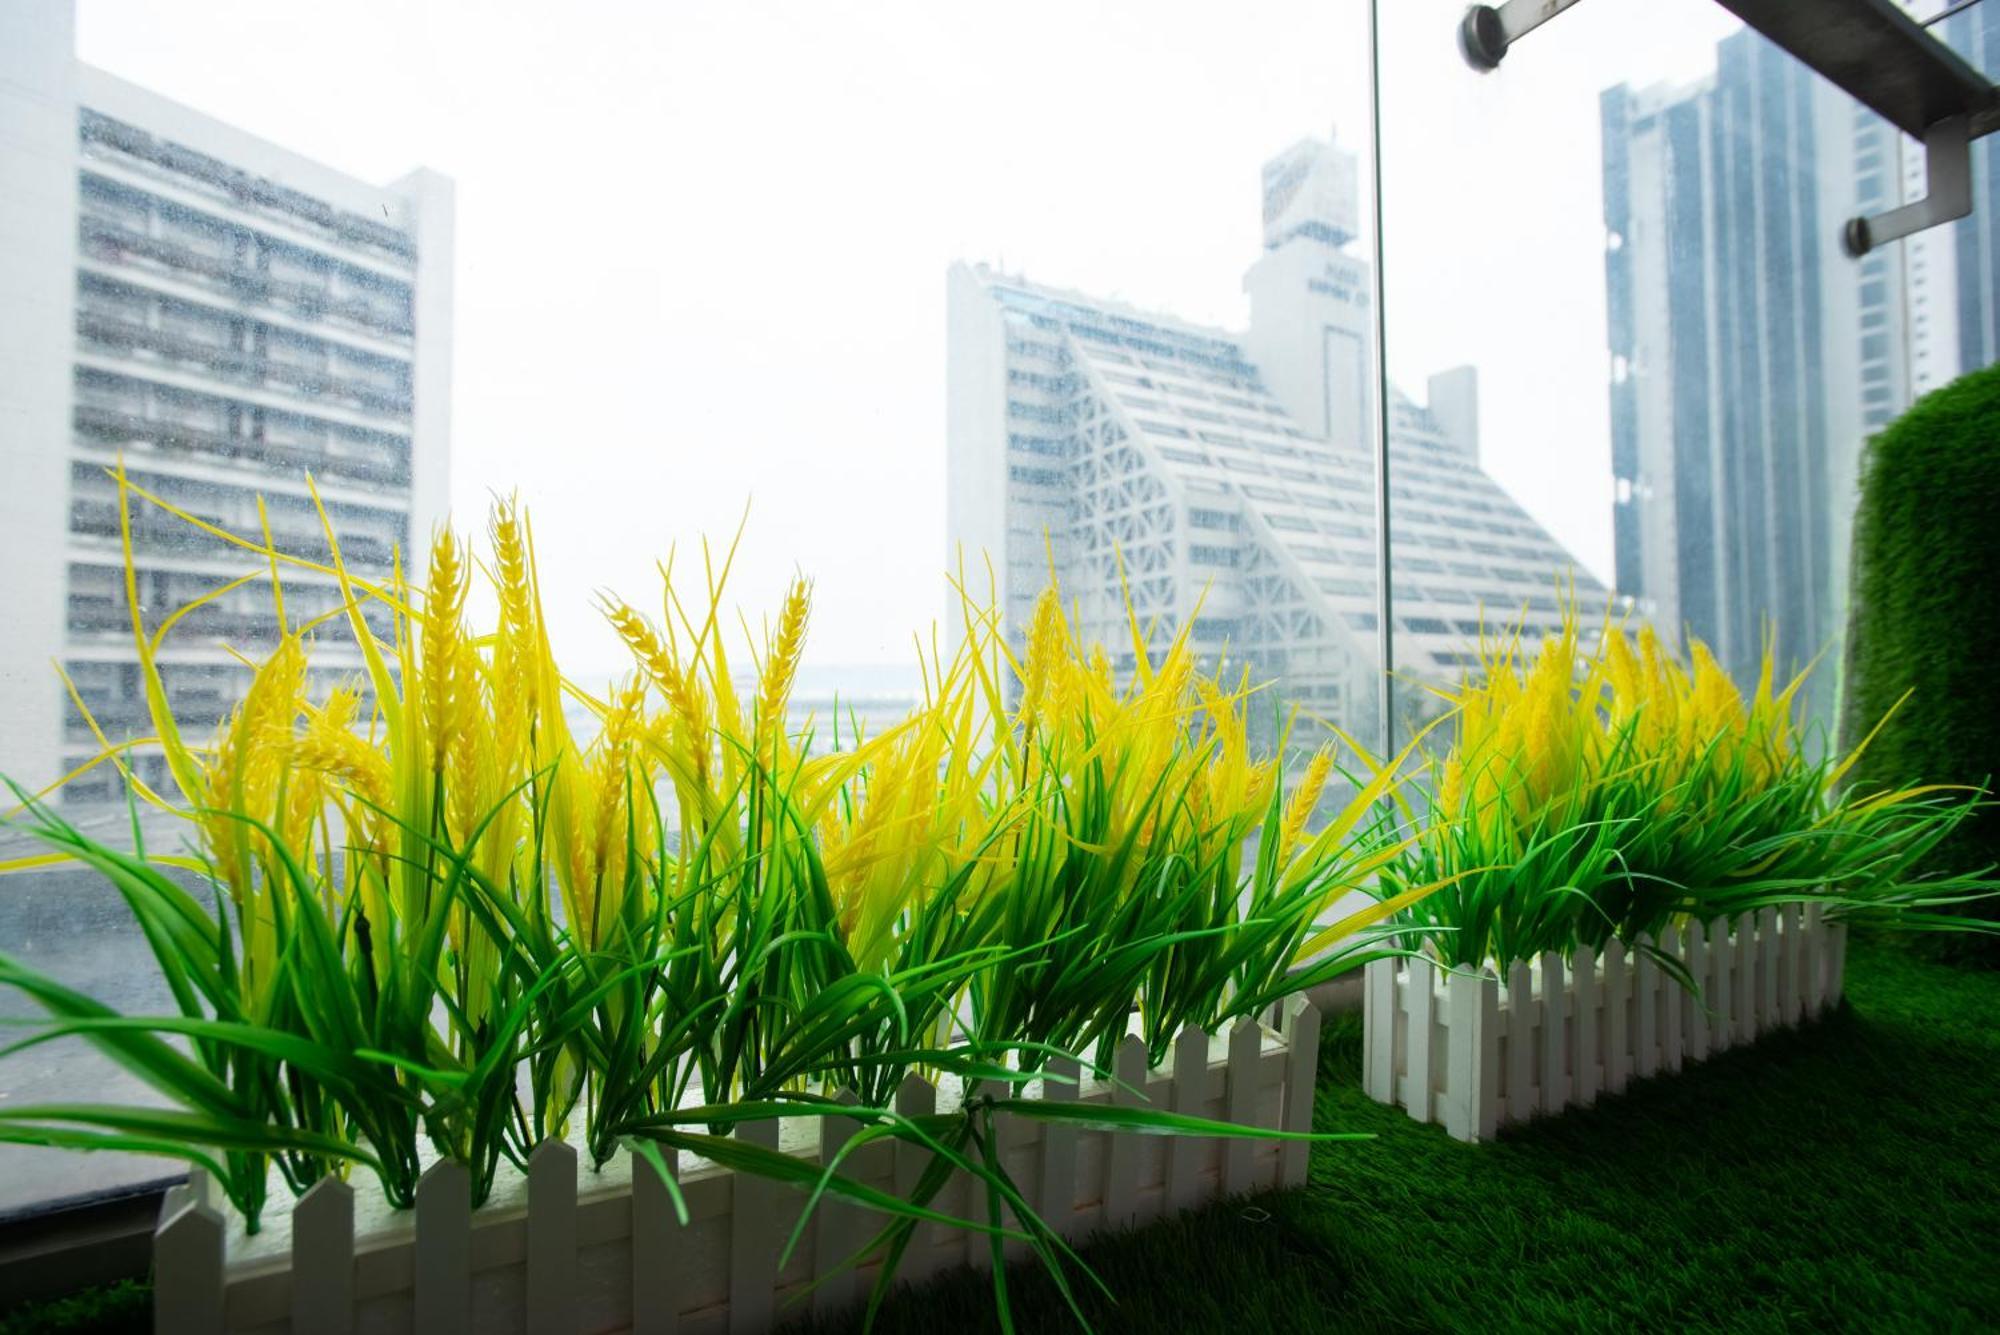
[77,0,1742,676]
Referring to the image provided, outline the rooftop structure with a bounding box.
[948,133,1603,745]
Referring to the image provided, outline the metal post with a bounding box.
[1458,0,1594,71]
[1367,0,1396,756]
[1844,116,1972,256]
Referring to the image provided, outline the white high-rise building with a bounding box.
[0,2,453,803]
[947,133,1603,741]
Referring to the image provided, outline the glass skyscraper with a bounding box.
[1602,30,1843,706]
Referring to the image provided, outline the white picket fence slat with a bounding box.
[1222,1018,1263,1196]
[1363,909,1848,1142]
[892,1071,942,1287]
[811,1090,864,1319]
[1032,1056,1078,1247]
[1600,939,1628,1096]
[1442,966,1498,1144]
[1709,917,1733,1051]
[412,1159,469,1335]
[631,1134,681,1335]
[527,1140,578,1335]
[1169,1025,1210,1208]
[290,1179,353,1335]
[1404,957,1434,1125]
[1688,920,1711,1060]
[1505,959,1535,1118]
[155,1172,224,1335]
[1279,996,1321,1186]
[155,1006,1316,1334]
[728,1117,780,1335]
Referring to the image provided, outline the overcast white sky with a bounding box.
[77,0,1745,677]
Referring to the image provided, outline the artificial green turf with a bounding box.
[9,935,1997,1334]
[0,1280,147,1335]
[806,934,2000,1334]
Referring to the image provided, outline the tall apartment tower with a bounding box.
[947,133,1602,743]
[0,2,453,802]
[1938,1,2000,374]
[1602,29,1848,702]
[1836,0,1981,439]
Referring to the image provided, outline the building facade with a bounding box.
[1604,16,2000,717]
[1602,30,1847,702]
[1938,0,2000,376]
[947,134,1602,746]
[1829,1,2000,442]
[0,2,452,803]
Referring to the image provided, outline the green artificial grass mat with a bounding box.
[8,935,1997,1335]
[807,933,2000,1334]
[0,1280,148,1335]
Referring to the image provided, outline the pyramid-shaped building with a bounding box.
[947,133,1605,740]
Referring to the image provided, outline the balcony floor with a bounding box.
[839,934,2000,1333]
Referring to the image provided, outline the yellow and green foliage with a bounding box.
[0,468,1415,1325]
[1390,601,1996,969]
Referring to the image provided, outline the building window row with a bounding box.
[81,109,417,266]
[1007,367,1076,394]
[68,460,409,570]
[76,273,414,418]
[1005,336,1064,363]
[73,367,411,489]
[67,560,393,648]
[79,174,415,339]
[1007,433,1069,458]
[1006,399,1068,426]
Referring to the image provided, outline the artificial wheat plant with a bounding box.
[1382,600,1998,971]
[0,465,1426,1329]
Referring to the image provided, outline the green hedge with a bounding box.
[0,1280,146,1335]
[1842,360,2000,949]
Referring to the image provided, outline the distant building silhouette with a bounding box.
[947,132,1602,744]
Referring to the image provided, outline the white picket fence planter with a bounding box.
[152,999,1318,1335]
[1363,904,1848,1142]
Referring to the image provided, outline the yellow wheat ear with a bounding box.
[422,527,469,771]
[1279,746,1334,864]
[1018,585,1063,728]
[489,496,539,720]
[756,574,811,748]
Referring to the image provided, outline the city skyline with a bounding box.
[3,0,1968,771]
[1602,29,1847,699]
[1602,8,2000,714]
[59,0,1745,680]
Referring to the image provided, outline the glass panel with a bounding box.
[0,0,1378,1215]
[946,12,1387,757]
[1375,0,1957,747]
[1926,4,2000,393]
